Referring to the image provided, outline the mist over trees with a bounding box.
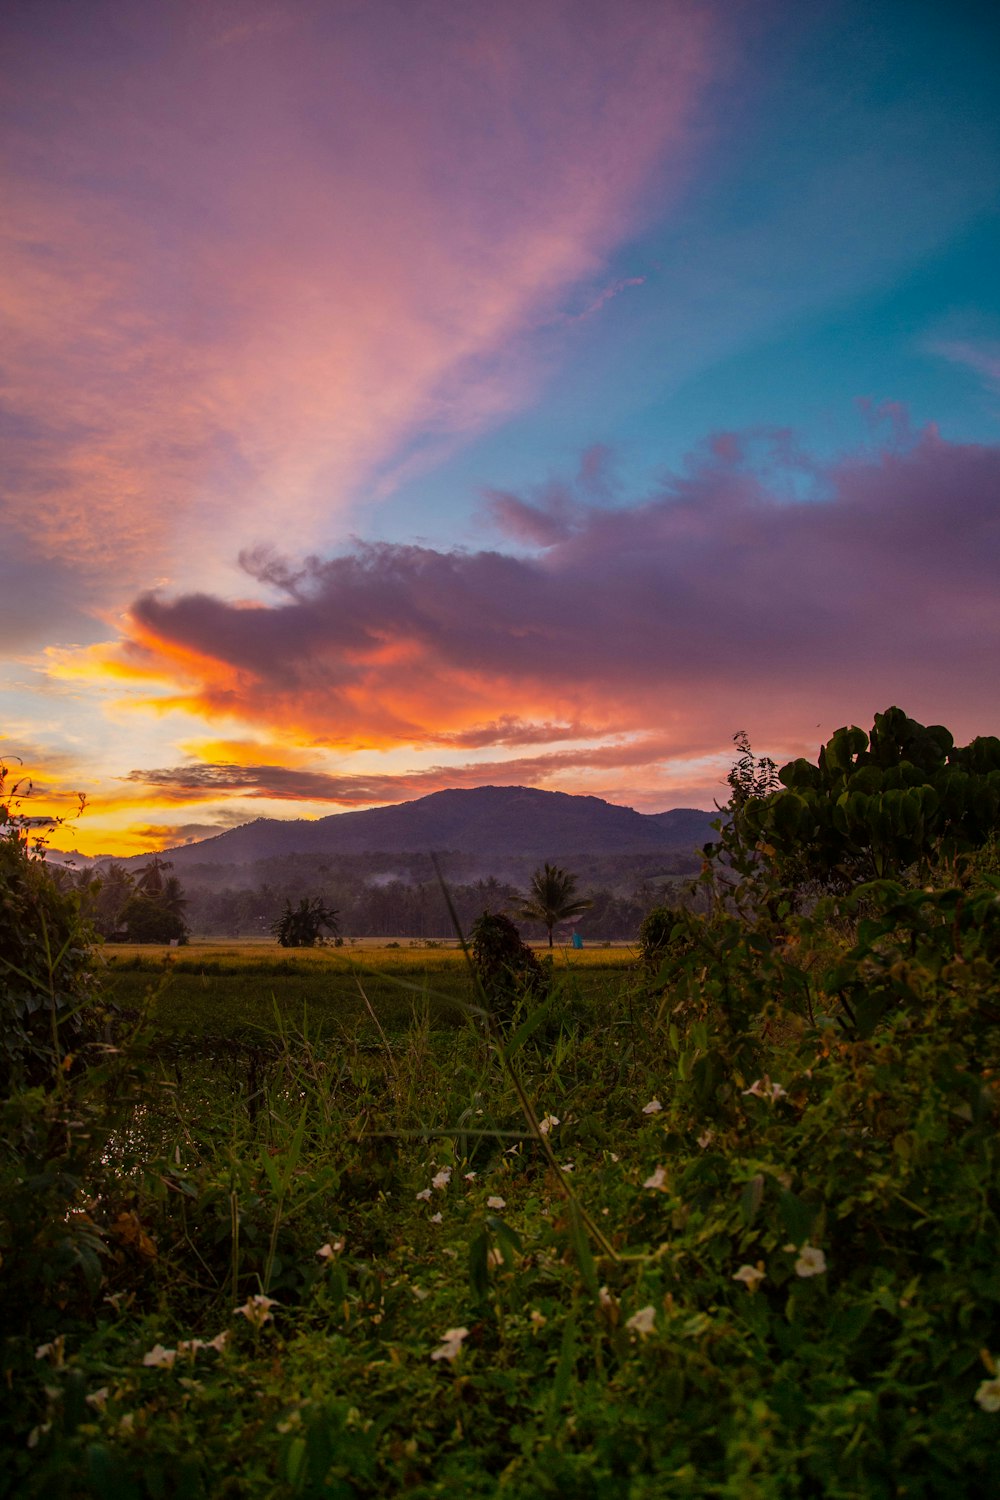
[111,848,701,943]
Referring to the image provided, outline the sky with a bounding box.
[2,0,999,856]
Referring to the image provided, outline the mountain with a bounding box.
[114,786,718,869]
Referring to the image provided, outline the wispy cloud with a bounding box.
[2,0,718,627]
[92,422,1000,776]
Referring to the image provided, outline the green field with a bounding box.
[97,941,635,1035]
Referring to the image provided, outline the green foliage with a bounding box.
[722,706,1000,893]
[637,903,700,978]
[272,896,339,947]
[514,861,593,947]
[469,910,549,1024]
[0,762,101,1090]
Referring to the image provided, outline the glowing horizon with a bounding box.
[3,2,999,858]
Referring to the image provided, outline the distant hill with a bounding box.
[107,786,718,869]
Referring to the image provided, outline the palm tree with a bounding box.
[135,855,172,898]
[514,863,593,948]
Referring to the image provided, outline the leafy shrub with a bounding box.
[469,910,549,1024]
[0,768,102,1091]
[637,903,699,979]
[721,705,1000,895]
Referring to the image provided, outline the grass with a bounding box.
[5,894,1000,1498]
[96,942,636,1036]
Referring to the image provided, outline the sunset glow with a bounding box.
[3,1,999,856]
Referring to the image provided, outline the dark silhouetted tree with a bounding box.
[272,896,339,948]
[514,862,593,948]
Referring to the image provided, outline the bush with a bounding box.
[469,910,549,1025]
[637,903,699,980]
[0,771,102,1091]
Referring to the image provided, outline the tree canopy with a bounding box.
[514,862,592,947]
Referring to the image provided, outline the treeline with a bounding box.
[179,874,676,942]
[67,846,701,944]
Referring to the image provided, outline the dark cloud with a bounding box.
[123,737,679,808]
[123,426,1000,754]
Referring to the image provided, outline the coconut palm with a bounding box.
[514,862,592,948]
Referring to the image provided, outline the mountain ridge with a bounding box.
[90,785,719,867]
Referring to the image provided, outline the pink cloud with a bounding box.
[115,423,1000,770]
[2,1,719,611]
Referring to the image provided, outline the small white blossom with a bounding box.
[316,1239,345,1260]
[487,1195,506,1210]
[431,1169,452,1190]
[142,1344,177,1368]
[598,1286,616,1308]
[732,1264,766,1291]
[742,1078,787,1102]
[974,1375,1000,1412]
[643,1166,667,1191]
[486,1247,504,1270]
[415,1187,432,1201]
[641,1098,662,1115]
[463,1171,477,1182]
[538,1114,560,1135]
[794,1244,827,1278]
[235,1294,278,1328]
[560,1162,574,1173]
[429,1211,443,1223]
[85,1388,109,1410]
[430,1327,468,1362]
[34,1338,65,1366]
[27,1423,52,1448]
[206,1330,230,1352]
[625,1305,656,1337]
[697,1130,713,1149]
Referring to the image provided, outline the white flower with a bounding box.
[429,1211,443,1223]
[732,1264,766,1291]
[27,1423,51,1448]
[975,1375,1000,1412]
[142,1344,177,1368]
[205,1330,230,1352]
[609,1152,620,1162]
[487,1196,506,1210]
[85,1388,109,1410]
[415,1188,432,1201]
[598,1286,616,1308]
[463,1171,477,1181]
[794,1244,827,1278]
[486,1247,504,1270]
[430,1327,468,1362]
[432,1169,452,1190]
[643,1166,667,1191]
[235,1294,278,1328]
[697,1130,713,1149]
[539,1114,560,1135]
[625,1305,656,1337]
[316,1239,344,1259]
[176,1338,205,1355]
[641,1099,662,1115]
[742,1078,787,1102]
[34,1338,65,1366]
[560,1162,574,1173]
